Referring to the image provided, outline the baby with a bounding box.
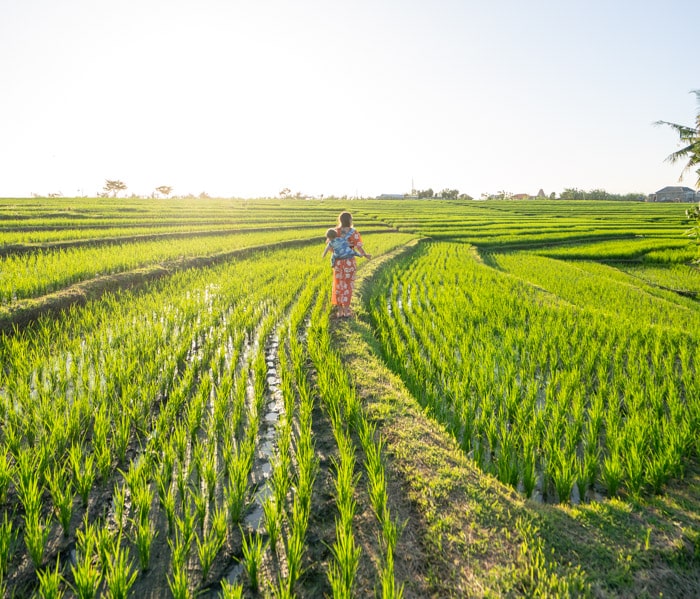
[322,227,362,267]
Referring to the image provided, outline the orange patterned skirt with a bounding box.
[331,257,357,307]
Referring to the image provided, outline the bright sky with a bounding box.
[1,0,698,199]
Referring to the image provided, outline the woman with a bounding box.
[330,211,371,318]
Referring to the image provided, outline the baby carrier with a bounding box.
[331,227,361,265]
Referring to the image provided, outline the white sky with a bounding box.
[1,0,698,199]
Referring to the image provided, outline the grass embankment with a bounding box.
[331,241,700,597]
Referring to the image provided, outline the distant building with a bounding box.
[376,194,406,199]
[647,186,699,203]
[511,193,531,200]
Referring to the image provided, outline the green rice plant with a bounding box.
[171,422,188,466]
[196,523,225,582]
[132,517,156,571]
[210,505,228,548]
[16,450,42,516]
[270,452,292,509]
[0,512,16,580]
[379,545,404,599]
[601,451,624,497]
[112,485,126,535]
[92,411,112,482]
[36,556,65,599]
[157,445,175,496]
[175,467,189,505]
[240,530,264,592]
[113,411,131,465]
[95,525,116,573]
[176,500,197,548]
[224,457,249,527]
[167,566,193,599]
[262,495,281,552]
[71,516,101,599]
[47,466,74,536]
[131,480,154,529]
[622,437,646,499]
[192,489,207,532]
[495,423,520,489]
[645,453,670,494]
[327,514,361,599]
[69,444,95,507]
[168,529,190,573]
[162,486,176,535]
[24,510,51,569]
[220,579,244,599]
[70,549,102,599]
[0,453,13,504]
[281,524,305,597]
[521,449,537,499]
[580,441,600,495]
[549,451,577,504]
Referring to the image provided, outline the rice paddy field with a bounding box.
[0,197,699,597]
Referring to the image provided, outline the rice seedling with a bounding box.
[196,522,225,582]
[240,530,264,592]
[103,538,138,599]
[262,495,281,552]
[162,486,177,535]
[23,509,51,569]
[220,579,244,599]
[601,451,624,497]
[47,466,74,536]
[70,516,102,599]
[36,557,65,599]
[327,515,361,599]
[0,453,13,504]
[69,444,95,508]
[167,565,192,599]
[0,512,16,580]
[132,517,157,571]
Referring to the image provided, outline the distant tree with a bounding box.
[199,191,210,199]
[655,90,700,189]
[156,185,173,198]
[685,202,700,262]
[279,187,291,199]
[459,193,474,200]
[417,188,434,198]
[559,188,645,201]
[441,188,460,199]
[560,188,585,200]
[549,192,556,200]
[104,179,127,198]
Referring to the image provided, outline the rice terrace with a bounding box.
[1,196,699,598]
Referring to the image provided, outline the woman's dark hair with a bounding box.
[338,211,353,227]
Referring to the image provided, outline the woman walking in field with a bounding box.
[327,211,371,318]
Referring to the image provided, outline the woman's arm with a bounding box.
[350,230,371,258]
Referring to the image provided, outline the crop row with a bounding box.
[368,242,699,503]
